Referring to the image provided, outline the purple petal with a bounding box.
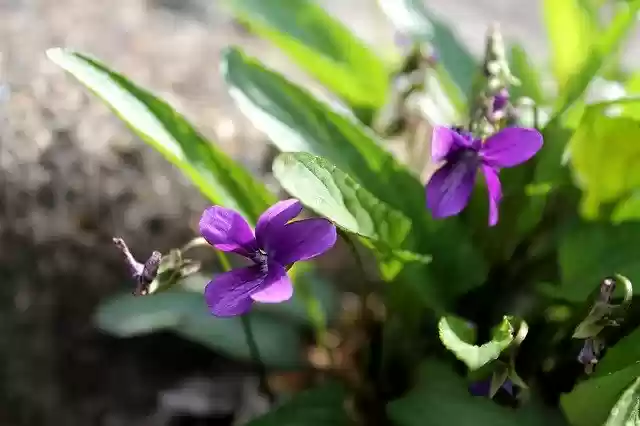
[426,159,477,219]
[204,266,266,317]
[469,380,491,397]
[256,199,302,249]
[482,165,502,226]
[250,262,293,303]
[268,218,337,266]
[199,206,257,256]
[431,126,473,163]
[479,127,543,168]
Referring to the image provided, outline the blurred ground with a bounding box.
[0,0,638,425]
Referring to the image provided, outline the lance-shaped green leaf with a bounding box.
[273,152,411,249]
[46,48,274,223]
[533,0,640,189]
[224,0,388,111]
[438,316,514,371]
[246,382,349,426]
[508,43,545,103]
[561,362,640,426]
[543,0,596,89]
[604,377,640,426]
[95,290,304,369]
[377,0,475,102]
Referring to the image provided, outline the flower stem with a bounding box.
[214,250,276,405]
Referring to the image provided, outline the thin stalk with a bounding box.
[214,250,276,404]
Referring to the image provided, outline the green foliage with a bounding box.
[603,377,640,426]
[245,383,350,426]
[225,0,389,112]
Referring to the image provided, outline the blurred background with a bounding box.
[0,0,638,425]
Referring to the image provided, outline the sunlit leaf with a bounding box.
[46,48,274,224]
[438,316,514,371]
[225,0,388,111]
[604,377,640,426]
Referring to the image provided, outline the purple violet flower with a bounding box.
[199,199,337,317]
[426,126,543,226]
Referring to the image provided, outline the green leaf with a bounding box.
[438,316,514,371]
[508,43,545,103]
[225,0,388,111]
[561,362,640,426]
[597,327,640,377]
[95,290,304,369]
[223,47,487,302]
[46,48,274,224]
[388,359,568,426]
[543,0,596,89]
[568,107,640,218]
[557,222,640,302]
[604,377,640,426]
[273,152,411,249]
[246,382,349,426]
[377,0,476,101]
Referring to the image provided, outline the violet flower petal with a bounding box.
[204,265,266,317]
[268,218,337,266]
[250,261,293,303]
[426,159,477,219]
[431,126,473,163]
[481,165,503,226]
[199,206,257,257]
[479,127,543,168]
[255,199,303,250]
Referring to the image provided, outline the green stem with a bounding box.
[214,250,276,404]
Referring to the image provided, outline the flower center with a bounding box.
[248,249,269,274]
[449,147,479,166]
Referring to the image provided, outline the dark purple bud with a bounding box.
[113,237,161,296]
[469,378,514,397]
[492,88,510,115]
[578,337,604,374]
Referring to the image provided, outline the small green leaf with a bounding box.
[46,48,274,224]
[225,0,388,111]
[557,222,640,302]
[543,0,596,89]
[95,291,304,369]
[273,152,411,249]
[508,43,546,103]
[561,362,640,426]
[377,0,476,101]
[245,382,349,426]
[568,108,640,218]
[604,377,640,426]
[388,359,568,426]
[438,316,514,371]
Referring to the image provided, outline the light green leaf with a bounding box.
[46,48,274,224]
[557,222,640,302]
[95,290,304,369]
[388,359,568,426]
[246,382,349,426]
[225,0,388,111]
[568,107,640,218]
[623,73,640,120]
[273,152,411,249]
[377,0,476,101]
[604,377,640,426]
[561,362,640,426]
[438,316,514,371]
[613,192,640,223]
[223,47,487,302]
[543,0,596,89]
[508,43,545,103]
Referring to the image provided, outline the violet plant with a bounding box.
[48,0,640,425]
